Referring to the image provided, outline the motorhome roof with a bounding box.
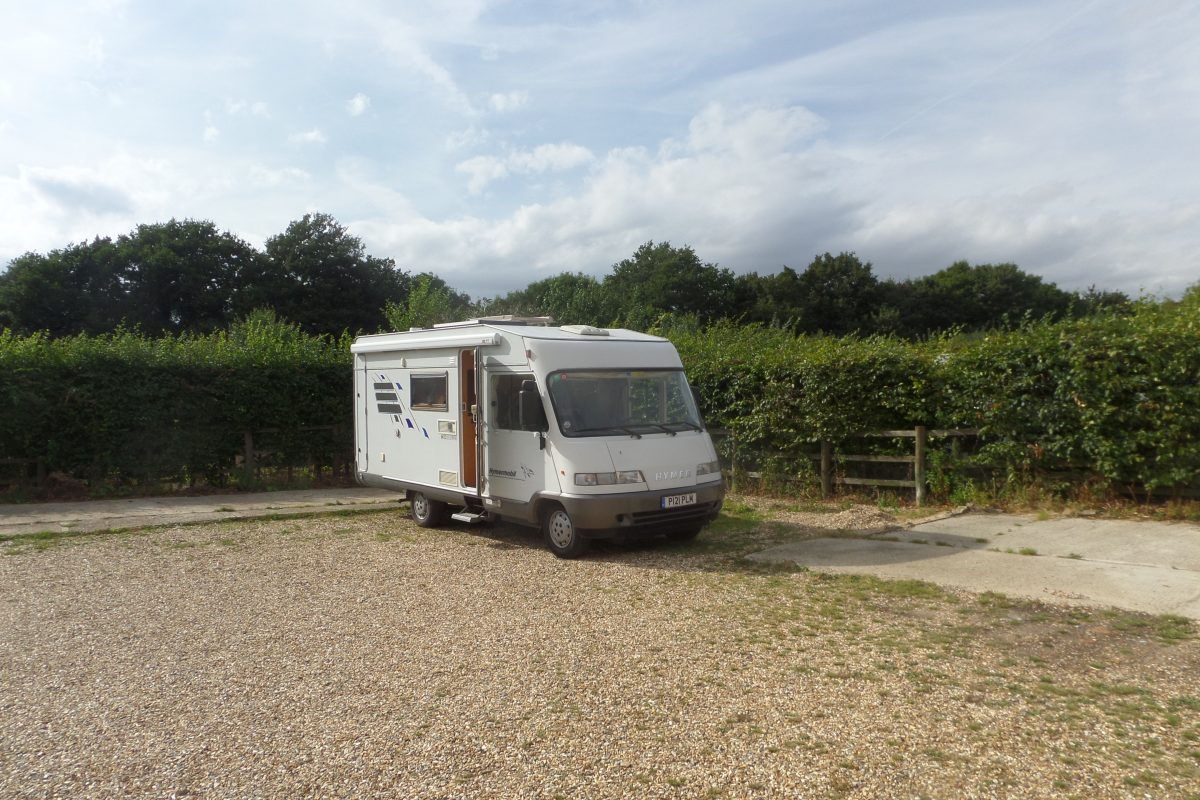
[350,321,667,352]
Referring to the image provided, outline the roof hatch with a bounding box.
[560,324,609,336]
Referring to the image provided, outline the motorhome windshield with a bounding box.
[547,369,703,437]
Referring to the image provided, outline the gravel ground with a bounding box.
[2,503,1199,799]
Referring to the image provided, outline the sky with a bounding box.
[1,0,1197,298]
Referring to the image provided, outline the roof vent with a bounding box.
[560,324,609,336]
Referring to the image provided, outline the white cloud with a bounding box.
[445,125,489,151]
[347,92,371,116]
[364,104,844,291]
[509,143,594,173]
[455,155,508,195]
[455,142,595,193]
[203,124,220,143]
[247,165,311,187]
[374,18,477,114]
[488,90,528,112]
[288,128,327,145]
[225,99,270,118]
[85,35,105,65]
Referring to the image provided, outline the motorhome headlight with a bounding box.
[575,470,644,486]
[696,460,721,476]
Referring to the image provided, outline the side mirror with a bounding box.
[519,380,549,432]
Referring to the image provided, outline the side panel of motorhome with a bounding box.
[359,347,472,494]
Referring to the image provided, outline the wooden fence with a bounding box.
[710,427,980,507]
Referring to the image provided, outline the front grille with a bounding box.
[630,501,718,528]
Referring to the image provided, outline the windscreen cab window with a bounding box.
[490,373,546,432]
[547,369,703,438]
[410,373,448,411]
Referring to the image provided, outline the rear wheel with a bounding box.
[542,504,590,559]
[410,492,446,528]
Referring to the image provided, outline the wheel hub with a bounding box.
[548,510,573,548]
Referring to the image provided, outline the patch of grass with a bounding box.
[1018,547,1038,556]
[1103,610,1195,643]
[216,506,236,512]
[978,591,1018,609]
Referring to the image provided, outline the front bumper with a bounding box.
[553,480,726,535]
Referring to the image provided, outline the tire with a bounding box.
[665,525,703,543]
[542,504,590,559]
[410,492,446,528]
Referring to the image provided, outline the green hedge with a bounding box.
[3,302,1197,494]
[667,301,1200,491]
[0,313,351,487]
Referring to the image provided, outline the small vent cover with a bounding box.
[560,324,609,336]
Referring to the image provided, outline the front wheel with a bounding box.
[542,504,590,559]
[410,492,446,528]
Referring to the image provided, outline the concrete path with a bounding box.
[0,488,402,536]
[749,513,1200,619]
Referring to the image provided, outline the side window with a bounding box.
[490,373,540,431]
[411,373,448,411]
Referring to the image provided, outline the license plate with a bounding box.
[661,492,697,509]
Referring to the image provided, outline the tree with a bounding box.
[603,241,737,327]
[261,213,407,335]
[116,219,263,334]
[479,272,612,326]
[734,266,806,329]
[898,261,1075,335]
[384,273,469,331]
[791,252,881,336]
[0,239,125,335]
[0,221,263,336]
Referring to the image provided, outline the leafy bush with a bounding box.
[2,301,1196,496]
[666,301,1200,493]
[0,311,351,488]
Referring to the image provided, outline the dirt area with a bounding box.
[2,504,1200,799]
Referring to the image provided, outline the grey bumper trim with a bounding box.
[544,480,726,533]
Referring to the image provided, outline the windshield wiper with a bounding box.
[645,423,677,436]
[665,421,702,432]
[572,425,642,439]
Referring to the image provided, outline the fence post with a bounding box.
[914,426,927,507]
[243,431,255,482]
[730,432,738,492]
[820,440,833,499]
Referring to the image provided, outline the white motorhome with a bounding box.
[351,317,725,557]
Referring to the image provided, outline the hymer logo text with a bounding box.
[655,468,693,481]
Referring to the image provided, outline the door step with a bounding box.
[451,511,488,524]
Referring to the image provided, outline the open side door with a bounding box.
[459,348,479,489]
